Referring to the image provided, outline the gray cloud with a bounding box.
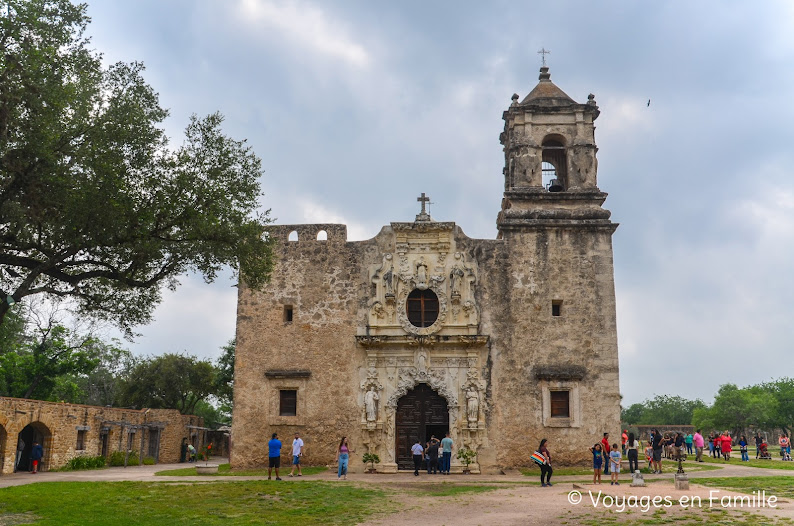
[88,0,794,404]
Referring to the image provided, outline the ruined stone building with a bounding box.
[232,66,621,472]
[0,397,204,474]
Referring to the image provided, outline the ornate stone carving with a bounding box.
[386,368,458,409]
[364,386,379,422]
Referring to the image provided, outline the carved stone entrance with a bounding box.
[395,383,449,470]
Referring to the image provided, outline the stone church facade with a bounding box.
[232,66,620,472]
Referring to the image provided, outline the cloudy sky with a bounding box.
[85,0,794,406]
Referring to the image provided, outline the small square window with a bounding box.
[76,430,86,451]
[284,305,293,323]
[551,300,562,317]
[279,389,297,416]
[550,390,570,418]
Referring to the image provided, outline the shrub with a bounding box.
[60,455,107,471]
[143,456,156,465]
[109,450,140,467]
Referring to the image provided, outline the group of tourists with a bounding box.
[266,432,307,481]
[410,433,455,476]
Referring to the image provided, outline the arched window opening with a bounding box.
[288,231,298,242]
[542,138,566,192]
[316,230,327,241]
[406,289,439,328]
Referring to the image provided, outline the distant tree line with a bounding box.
[0,303,235,428]
[622,380,794,438]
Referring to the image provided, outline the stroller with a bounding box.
[758,442,772,459]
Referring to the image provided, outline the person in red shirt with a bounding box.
[601,433,611,474]
[721,432,732,461]
[621,430,628,456]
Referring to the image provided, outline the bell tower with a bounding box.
[497,65,613,235]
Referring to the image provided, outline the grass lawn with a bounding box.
[155,463,327,477]
[0,480,387,525]
[699,454,794,470]
[695,476,794,500]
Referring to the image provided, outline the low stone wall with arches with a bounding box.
[0,397,203,474]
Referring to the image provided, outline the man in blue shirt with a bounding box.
[440,432,454,474]
[268,433,282,480]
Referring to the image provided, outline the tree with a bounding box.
[51,340,133,406]
[620,395,706,426]
[0,310,101,400]
[0,0,274,335]
[761,378,794,437]
[117,353,216,414]
[215,338,235,406]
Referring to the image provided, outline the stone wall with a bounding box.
[0,397,203,474]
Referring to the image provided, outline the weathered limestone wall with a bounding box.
[488,227,621,466]
[0,397,203,474]
[233,224,372,470]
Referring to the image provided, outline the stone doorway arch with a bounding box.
[395,383,449,470]
[17,422,52,473]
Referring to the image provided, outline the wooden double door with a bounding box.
[395,383,449,470]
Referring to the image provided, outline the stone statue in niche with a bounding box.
[466,386,480,425]
[450,261,464,297]
[415,258,428,290]
[383,266,394,296]
[417,350,427,372]
[365,386,379,422]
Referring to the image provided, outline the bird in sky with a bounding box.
[647,99,651,107]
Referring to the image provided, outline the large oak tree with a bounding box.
[0,0,274,335]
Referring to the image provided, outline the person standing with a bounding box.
[336,437,352,480]
[713,432,721,459]
[685,432,694,455]
[721,432,732,461]
[289,432,304,477]
[538,439,553,487]
[693,429,705,462]
[674,432,685,462]
[440,432,454,475]
[627,432,639,473]
[609,443,621,485]
[651,429,664,474]
[739,435,749,462]
[426,436,440,474]
[755,433,763,459]
[268,433,282,480]
[411,439,424,476]
[601,433,611,475]
[30,441,43,474]
[621,430,628,456]
[590,443,604,484]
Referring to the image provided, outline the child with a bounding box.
[590,443,603,484]
[609,443,621,485]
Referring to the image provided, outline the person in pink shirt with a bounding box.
[692,429,705,462]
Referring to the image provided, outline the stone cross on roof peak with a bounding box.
[538,47,551,67]
[415,192,433,222]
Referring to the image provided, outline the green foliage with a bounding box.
[0,0,274,335]
[109,451,140,467]
[117,353,216,414]
[142,457,156,466]
[621,395,706,425]
[0,315,101,400]
[191,399,230,429]
[362,452,380,471]
[60,455,106,471]
[692,383,778,436]
[457,447,476,467]
[214,339,235,407]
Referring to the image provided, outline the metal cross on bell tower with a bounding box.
[538,47,551,67]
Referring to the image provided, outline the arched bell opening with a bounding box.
[542,137,567,192]
[395,383,449,470]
